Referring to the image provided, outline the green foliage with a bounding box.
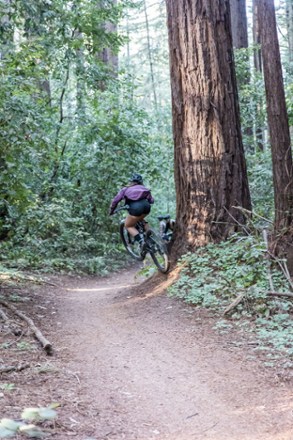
[285,81,293,126]
[0,404,58,438]
[0,384,15,392]
[246,150,274,222]
[234,46,267,153]
[169,235,271,308]
[168,233,293,361]
[0,0,173,273]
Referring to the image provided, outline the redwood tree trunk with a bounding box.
[257,0,293,234]
[253,0,264,151]
[286,0,293,70]
[100,0,118,74]
[229,0,253,149]
[166,0,251,255]
[253,0,262,72]
[230,0,248,48]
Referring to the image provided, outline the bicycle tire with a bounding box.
[120,222,144,261]
[146,229,170,273]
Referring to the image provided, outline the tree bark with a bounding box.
[253,0,262,72]
[229,0,253,149]
[229,0,248,49]
[99,0,118,74]
[166,0,251,256]
[257,0,293,271]
[253,0,264,151]
[286,0,293,70]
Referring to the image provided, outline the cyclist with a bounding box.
[158,214,175,241]
[109,173,154,247]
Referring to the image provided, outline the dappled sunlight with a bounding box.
[112,265,183,306]
[232,396,293,417]
[140,266,182,298]
[66,283,140,293]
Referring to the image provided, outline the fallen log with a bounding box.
[0,300,53,355]
[0,363,30,374]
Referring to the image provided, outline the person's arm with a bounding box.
[147,192,154,204]
[109,188,126,215]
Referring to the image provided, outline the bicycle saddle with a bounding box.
[158,214,171,220]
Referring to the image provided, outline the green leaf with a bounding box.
[37,408,57,420]
[19,424,46,438]
[0,426,16,438]
[0,419,22,431]
[21,408,40,421]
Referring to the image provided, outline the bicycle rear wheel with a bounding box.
[120,222,144,261]
[146,229,170,273]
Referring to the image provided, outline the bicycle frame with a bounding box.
[114,205,170,273]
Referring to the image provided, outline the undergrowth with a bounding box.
[168,233,293,369]
[0,240,130,275]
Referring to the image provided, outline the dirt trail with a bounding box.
[50,266,293,440]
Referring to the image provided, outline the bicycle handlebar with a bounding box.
[113,204,130,214]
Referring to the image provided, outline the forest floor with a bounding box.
[1,264,293,440]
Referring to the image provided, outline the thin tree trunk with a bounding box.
[253,0,262,72]
[286,0,293,139]
[253,0,265,151]
[257,0,293,272]
[286,0,293,69]
[229,0,253,149]
[100,0,118,74]
[230,0,248,48]
[143,0,158,112]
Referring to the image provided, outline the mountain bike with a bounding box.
[114,205,170,273]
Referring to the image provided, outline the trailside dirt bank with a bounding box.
[1,266,293,439]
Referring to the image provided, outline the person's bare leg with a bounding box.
[125,214,146,237]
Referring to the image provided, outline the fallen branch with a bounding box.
[0,363,30,374]
[267,291,293,298]
[232,206,273,224]
[223,293,245,315]
[0,300,53,355]
[0,307,9,321]
[0,307,23,336]
[223,290,293,316]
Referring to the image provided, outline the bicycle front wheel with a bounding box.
[120,222,144,261]
[146,229,170,273]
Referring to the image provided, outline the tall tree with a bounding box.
[252,0,265,151]
[286,0,293,74]
[165,0,251,255]
[230,0,248,48]
[143,0,158,112]
[229,0,253,150]
[98,0,118,73]
[253,0,262,72]
[257,0,293,267]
